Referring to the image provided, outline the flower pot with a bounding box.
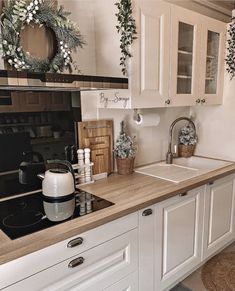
[116,157,135,175]
[178,144,195,158]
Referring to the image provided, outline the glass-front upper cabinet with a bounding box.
[177,22,194,95]
[199,18,226,105]
[170,6,201,106]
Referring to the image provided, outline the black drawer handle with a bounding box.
[142,209,153,216]
[179,192,187,197]
[67,237,83,248]
[68,257,84,268]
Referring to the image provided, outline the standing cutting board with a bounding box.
[77,120,113,175]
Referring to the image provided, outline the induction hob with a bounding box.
[0,190,114,240]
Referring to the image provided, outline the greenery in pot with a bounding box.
[178,123,197,157]
[114,121,136,174]
[114,121,136,159]
[178,123,197,146]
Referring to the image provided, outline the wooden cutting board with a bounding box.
[77,120,113,175]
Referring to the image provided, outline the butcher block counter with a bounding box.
[1,161,235,265]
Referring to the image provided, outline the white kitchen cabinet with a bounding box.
[6,229,138,291]
[98,0,172,109]
[198,16,226,105]
[170,5,226,107]
[202,175,235,260]
[0,213,138,291]
[170,6,201,106]
[104,272,138,291]
[129,0,171,108]
[97,2,226,109]
[139,186,205,291]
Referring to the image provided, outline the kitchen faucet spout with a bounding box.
[166,117,196,164]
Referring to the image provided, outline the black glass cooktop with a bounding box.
[0,190,114,240]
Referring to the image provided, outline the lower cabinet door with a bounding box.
[202,175,235,259]
[139,186,204,291]
[104,272,138,291]
[155,187,204,290]
[5,229,138,291]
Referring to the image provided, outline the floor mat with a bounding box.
[201,251,235,291]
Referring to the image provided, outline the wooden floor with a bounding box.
[181,242,235,291]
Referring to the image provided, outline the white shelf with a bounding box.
[178,50,193,55]
[177,75,192,79]
[207,55,216,59]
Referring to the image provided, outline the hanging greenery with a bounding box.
[0,0,84,73]
[115,0,137,76]
[226,16,235,79]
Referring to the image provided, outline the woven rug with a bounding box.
[201,251,235,290]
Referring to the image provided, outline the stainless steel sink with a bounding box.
[135,157,232,183]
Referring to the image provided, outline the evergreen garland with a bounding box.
[115,0,137,76]
[226,16,235,79]
[0,0,84,73]
[114,121,136,159]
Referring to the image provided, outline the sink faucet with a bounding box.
[166,117,196,164]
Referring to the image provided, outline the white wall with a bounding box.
[59,0,121,77]
[59,0,97,75]
[194,72,235,161]
[81,92,189,166]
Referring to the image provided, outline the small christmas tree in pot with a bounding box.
[178,123,197,157]
[114,121,136,175]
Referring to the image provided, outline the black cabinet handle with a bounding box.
[179,192,187,197]
[142,209,153,216]
[68,257,84,268]
[67,237,83,248]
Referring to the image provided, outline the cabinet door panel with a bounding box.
[155,187,204,290]
[170,6,201,106]
[163,198,196,274]
[203,175,235,259]
[199,17,226,105]
[48,92,71,111]
[130,0,170,108]
[104,272,138,291]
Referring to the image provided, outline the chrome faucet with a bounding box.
[166,117,196,164]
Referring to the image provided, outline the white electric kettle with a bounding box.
[38,160,75,222]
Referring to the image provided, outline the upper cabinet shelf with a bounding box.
[97,1,226,109]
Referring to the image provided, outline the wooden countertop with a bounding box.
[1,161,235,265]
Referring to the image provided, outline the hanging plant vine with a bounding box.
[226,16,235,79]
[115,0,137,76]
[0,0,84,73]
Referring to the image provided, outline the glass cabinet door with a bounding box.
[199,17,226,105]
[204,30,220,94]
[170,6,200,106]
[177,22,194,95]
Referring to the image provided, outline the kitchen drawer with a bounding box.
[0,212,138,289]
[5,229,138,291]
[84,136,110,150]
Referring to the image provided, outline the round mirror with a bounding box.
[20,24,57,61]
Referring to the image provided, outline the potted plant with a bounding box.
[178,123,197,157]
[114,121,136,175]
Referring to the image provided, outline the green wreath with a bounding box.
[0,0,84,73]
